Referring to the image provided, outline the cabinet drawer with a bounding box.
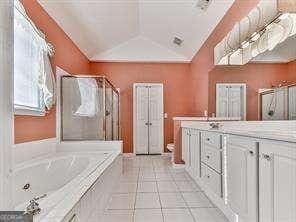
[201,164,222,197]
[201,132,221,149]
[227,135,257,150]
[201,145,222,173]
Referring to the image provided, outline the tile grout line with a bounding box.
[154,160,166,222]
[132,162,140,221]
[173,169,198,222]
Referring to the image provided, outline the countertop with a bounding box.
[181,121,296,143]
[173,117,241,121]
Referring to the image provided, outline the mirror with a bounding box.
[209,34,296,121]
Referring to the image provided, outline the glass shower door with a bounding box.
[61,76,119,141]
[105,81,113,140]
[61,76,104,140]
[112,90,119,140]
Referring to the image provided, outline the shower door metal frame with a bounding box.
[59,74,120,141]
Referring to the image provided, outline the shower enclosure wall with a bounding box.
[61,76,120,141]
[259,83,296,120]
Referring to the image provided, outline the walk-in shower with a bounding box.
[61,76,119,141]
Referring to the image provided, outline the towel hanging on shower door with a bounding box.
[74,78,99,117]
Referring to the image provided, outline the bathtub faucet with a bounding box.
[25,194,47,216]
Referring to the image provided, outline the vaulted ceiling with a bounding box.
[39,0,235,62]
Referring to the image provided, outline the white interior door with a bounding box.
[134,84,163,155]
[228,85,243,118]
[289,86,296,120]
[216,85,229,117]
[216,84,246,120]
[148,85,164,154]
[135,86,149,154]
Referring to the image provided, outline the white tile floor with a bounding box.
[102,155,229,222]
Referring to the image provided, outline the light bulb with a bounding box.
[278,13,289,21]
[251,33,260,41]
[241,41,250,49]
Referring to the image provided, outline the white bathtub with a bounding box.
[11,150,121,221]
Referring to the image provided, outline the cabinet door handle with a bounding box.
[249,150,254,156]
[145,122,149,126]
[206,138,210,141]
[262,154,272,161]
[206,155,210,159]
[206,175,210,179]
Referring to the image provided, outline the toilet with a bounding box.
[167,143,175,162]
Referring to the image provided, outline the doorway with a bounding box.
[133,83,164,155]
[216,83,247,120]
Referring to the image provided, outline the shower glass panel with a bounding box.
[61,76,119,141]
[105,80,113,140]
[113,90,119,140]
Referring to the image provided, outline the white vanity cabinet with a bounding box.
[182,125,296,222]
[182,128,201,179]
[200,131,223,198]
[226,135,258,222]
[259,140,296,222]
[182,128,190,170]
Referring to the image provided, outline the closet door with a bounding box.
[216,84,246,120]
[228,86,243,118]
[148,86,164,154]
[289,86,296,120]
[216,85,229,117]
[135,86,149,154]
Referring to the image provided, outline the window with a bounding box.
[14,2,45,116]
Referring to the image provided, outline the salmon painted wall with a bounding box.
[90,62,196,153]
[15,0,90,144]
[208,63,295,120]
[288,60,296,78]
[189,0,260,115]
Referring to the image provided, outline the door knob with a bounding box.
[262,154,272,161]
[249,150,254,156]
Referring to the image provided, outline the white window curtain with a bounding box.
[14,0,55,114]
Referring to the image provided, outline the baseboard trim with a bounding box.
[161,152,171,157]
[172,162,185,169]
[122,153,136,157]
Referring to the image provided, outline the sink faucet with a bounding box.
[25,194,47,216]
[209,122,221,129]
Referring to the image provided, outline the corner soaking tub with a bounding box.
[12,150,122,222]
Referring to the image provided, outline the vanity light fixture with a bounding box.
[214,0,296,66]
[241,41,250,49]
[278,13,290,20]
[251,32,261,41]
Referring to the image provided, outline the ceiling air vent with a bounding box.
[173,37,183,46]
[196,0,212,11]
